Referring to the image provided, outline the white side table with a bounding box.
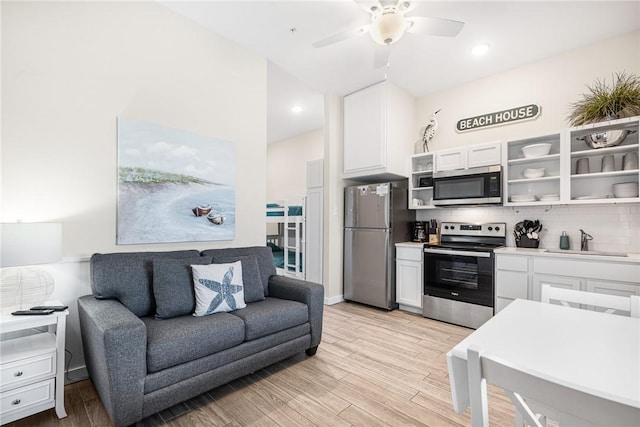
[0,301,68,425]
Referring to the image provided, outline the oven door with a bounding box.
[423,248,494,307]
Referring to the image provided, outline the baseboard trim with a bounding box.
[398,304,422,315]
[324,295,344,305]
[64,365,89,385]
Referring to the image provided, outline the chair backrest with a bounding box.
[467,345,543,427]
[540,284,639,317]
[467,345,603,427]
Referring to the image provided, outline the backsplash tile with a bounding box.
[416,204,640,254]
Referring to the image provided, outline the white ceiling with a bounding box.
[162,1,640,143]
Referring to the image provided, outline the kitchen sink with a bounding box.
[545,249,628,257]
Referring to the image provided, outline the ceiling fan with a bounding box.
[312,0,465,49]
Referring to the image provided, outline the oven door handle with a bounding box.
[423,248,491,258]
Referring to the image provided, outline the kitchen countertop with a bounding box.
[495,246,640,263]
[397,242,640,262]
[396,241,426,248]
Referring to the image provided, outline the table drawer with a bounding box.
[0,353,55,392]
[0,378,54,415]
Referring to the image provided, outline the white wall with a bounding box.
[2,1,267,256]
[416,31,640,254]
[417,31,640,151]
[267,128,323,202]
[1,1,267,375]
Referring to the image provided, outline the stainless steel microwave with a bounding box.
[432,165,502,206]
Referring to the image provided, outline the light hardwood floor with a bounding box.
[6,302,514,427]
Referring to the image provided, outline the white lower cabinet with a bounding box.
[395,244,423,312]
[495,251,640,313]
[495,254,530,311]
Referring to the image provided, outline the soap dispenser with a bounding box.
[559,231,570,250]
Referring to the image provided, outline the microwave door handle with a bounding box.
[423,248,491,258]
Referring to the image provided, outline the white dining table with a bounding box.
[446,298,640,426]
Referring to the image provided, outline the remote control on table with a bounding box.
[12,309,55,315]
[30,305,68,311]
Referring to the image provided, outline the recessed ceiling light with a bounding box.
[471,43,490,56]
[291,105,303,114]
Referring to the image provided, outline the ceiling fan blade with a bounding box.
[354,0,384,15]
[406,16,464,37]
[312,24,371,48]
[373,45,391,69]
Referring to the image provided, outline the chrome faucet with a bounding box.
[580,229,593,251]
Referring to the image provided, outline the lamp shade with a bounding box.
[1,223,62,267]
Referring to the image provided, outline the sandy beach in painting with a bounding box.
[117,182,235,244]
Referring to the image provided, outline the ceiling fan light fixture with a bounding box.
[370,12,407,46]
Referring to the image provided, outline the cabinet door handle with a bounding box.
[14,371,23,377]
[12,399,21,405]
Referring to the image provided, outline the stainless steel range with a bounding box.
[422,222,506,329]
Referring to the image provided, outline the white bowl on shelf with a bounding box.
[523,168,545,179]
[522,143,552,158]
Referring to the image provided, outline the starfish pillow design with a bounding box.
[198,266,243,314]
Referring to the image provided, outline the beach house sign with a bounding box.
[456,104,541,132]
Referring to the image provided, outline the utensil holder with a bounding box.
[516,236,540,248]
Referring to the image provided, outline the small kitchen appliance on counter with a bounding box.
[423,222,506,329]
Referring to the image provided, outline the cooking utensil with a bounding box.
[577,129,635,149]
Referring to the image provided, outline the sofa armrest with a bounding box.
[77,295,146,427]
[267,275,324,348]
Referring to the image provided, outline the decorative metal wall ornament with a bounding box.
[456,104,541,132]
[422,109,440,152]
[117,117,236,244]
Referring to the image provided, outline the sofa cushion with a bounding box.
[202,247,276,297]
[230,297,309,341]
[192,262,246,316]
[142,313,245,372]
[210,255,265,303]
[152,256,212,319]
[90,250,200,317]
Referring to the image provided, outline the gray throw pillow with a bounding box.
[153,256,212,319]
[211,255,265,303]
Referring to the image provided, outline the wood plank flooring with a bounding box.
[6,302,514,427]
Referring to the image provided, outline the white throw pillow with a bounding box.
[192,261,246,316]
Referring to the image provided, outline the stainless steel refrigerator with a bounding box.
[343,181,413,310]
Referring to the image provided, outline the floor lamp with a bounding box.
[1,223,62,313]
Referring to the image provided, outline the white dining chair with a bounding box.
[466,345,599,427]
[541,284,640,317]
[467,345,544,427]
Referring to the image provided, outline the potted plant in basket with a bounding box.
[568,71,640,126]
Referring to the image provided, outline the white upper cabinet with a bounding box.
[503,116,639,206]
[435,147,467,171]
[568,116,639,204]
[343,81,416,180]
[435,141,502,172]
[468,141,502,168]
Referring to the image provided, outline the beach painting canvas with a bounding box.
[117,117,235,244]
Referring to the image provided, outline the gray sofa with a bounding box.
[77,246,323,427]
